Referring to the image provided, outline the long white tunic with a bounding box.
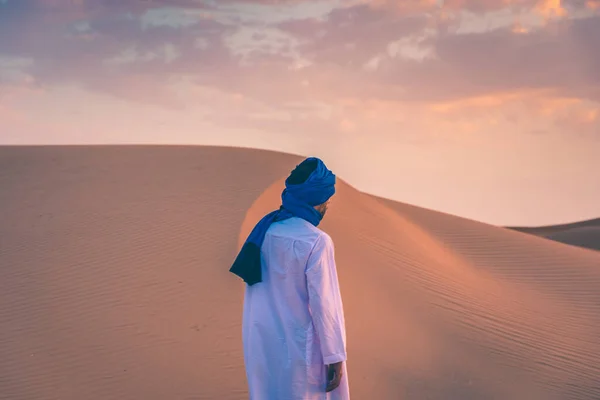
[242,217,349,400]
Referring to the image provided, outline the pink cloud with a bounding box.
[362,0,586,16]
[0,0,598,118]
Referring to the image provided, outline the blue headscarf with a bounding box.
[229,157,336,285]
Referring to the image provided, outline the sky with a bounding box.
[0,0,599,226]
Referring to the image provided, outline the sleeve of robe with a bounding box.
[306,232,347,365]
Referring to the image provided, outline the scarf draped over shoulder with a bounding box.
[229,157,336,285]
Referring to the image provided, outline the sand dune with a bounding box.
[509,219,600,251]
[1,145,599,400]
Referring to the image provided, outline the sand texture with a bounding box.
[1,145,599,400]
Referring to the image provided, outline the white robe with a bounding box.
[242,217,350,400]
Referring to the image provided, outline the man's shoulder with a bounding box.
[268,217,328,246]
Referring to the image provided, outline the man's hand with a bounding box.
[325,361,343,392]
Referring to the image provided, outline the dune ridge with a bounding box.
[510,218,600,236]
[508,218,600,251]
[1,145,599,400]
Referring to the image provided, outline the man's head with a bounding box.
[287,158,318,185]
[286,157,335,218]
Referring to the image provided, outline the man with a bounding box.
[230,157,349,399]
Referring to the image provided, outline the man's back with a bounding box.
[242,217,349,399]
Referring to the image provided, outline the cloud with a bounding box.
[0,0,598,126]
[0,55,35,85]
[103,43,181,66]
[362,0,579,16]
[588,0,600,9]
[279,4,429,68]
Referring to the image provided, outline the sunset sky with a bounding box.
[0,0,598,226]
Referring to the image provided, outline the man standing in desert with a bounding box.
[230,157,349,399]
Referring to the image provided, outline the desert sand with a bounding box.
[509,219,600,251]
[1,145,599,400]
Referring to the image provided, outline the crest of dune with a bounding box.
[1,145,599,399]
[509,218,600,251]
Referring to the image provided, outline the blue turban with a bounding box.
[229,157,336,285]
